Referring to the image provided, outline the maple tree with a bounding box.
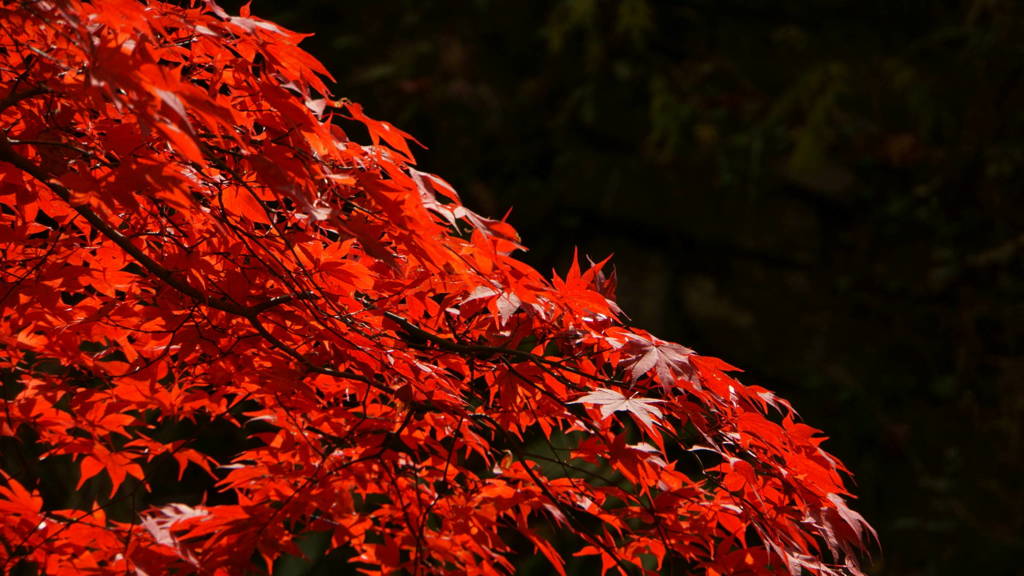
[0,0,874,574]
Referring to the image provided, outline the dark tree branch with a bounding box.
[0,136,313,319]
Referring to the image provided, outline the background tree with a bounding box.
[0,0,872,575]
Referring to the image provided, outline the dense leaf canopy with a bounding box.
[0,1,871,574]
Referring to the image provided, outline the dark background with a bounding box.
[231,1,1024,574]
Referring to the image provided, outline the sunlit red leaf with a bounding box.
[571,387,665,430]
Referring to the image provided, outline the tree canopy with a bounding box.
[0,1,871,574]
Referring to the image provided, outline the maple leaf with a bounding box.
[570,387,665,430]
[617,332,696,389]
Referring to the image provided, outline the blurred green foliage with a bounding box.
[225,0,1024,573]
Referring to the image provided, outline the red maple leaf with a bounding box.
[571,387,665,430]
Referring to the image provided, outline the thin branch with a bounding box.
[0,137,314,319]
[381,310,622,389]
[0,85,47,116]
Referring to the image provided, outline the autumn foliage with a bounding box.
[0,1,873,574]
